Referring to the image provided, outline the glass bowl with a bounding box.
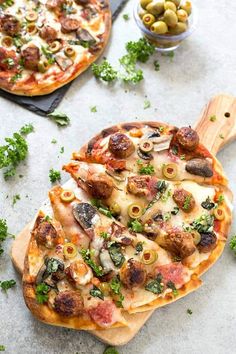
[133,1,198,52]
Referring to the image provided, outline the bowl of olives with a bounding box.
[134,0,197,52]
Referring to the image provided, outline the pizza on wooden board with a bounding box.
[23,123,233,330]
[0,0,111,96]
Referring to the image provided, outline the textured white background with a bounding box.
[0,0,236,353]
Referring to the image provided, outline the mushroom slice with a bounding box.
[55,55,73,71]
[73,202,100,232]
[152,135,173,152]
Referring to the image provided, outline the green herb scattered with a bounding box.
[60,146,64,154]
[171,206,179,215]
[20,123,34,135]
[0,345,5,351]
[217,194,224,204]
[119,53,143,84]
[81,249,103,276]
[108,242,125,268]
[183,195,192,210]
[128,219,143,233]
[0,279,16,292]
[103,347,119,354]
[51,139,57,144]
[35,283,50,304]
[109,276,124,307]
[90,285,104,300]
[48,110,70,126]
[10,72,22,83]
[123,14,129,21]
[99,207,113,218]
[135,241,144,254]
[229,235,236,256]
[90,106,97,113]
[0,0,14,9]
[100,232,110,240]
[219,134,224,139]
[126,38,155,63]
[209,115,217,122]
[138,163,155,175]
[162,51,175,60]
[161,189,172,202]
[145,274,164,294]
[41,46,55,64]
[187,308,193,315]
[167,281,178,296]
[163,212,171,221]
[154,59,160,71]
[12,194,20,206]
[0,219,14,255]
[180,154,186,160]
[2,57,14,68]
[49,168,61,183]
[191,214,214,233]
[92,60,118,82]
[0,125,33,179]
[144,100,151,109]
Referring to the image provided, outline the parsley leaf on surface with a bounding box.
[187,308,193,315]
[0,345,5,351]
[0,219,14,256]
[123,14,129,21]
[47,110,70,126]
[12,194,20,206]
[144,100,151,109]
[90,106,97,113]
[92,60,118,82]
[103,347,119,354]
[138,163,155,175]
[49,169,61,183]
[0,279,16,292]
[230,235,236,256]
[20,123,34,135]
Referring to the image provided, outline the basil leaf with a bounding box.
[201,197,215,210]
[108,243,125,268]
[90,286,104,300]
[47,110,70,127]
[145,279,164,295]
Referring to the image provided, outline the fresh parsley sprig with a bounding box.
[0,279,16,292]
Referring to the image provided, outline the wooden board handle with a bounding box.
[194,94,236,155]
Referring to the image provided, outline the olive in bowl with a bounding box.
[134,0,197,52]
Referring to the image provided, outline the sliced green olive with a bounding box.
[142,249,158,264]
[146,1,165,16]
[64,46,75,58]
[49,40,62,53]
[1,36,13,47]
[110,202,121,216]
[162,163,178,179]
[63,242,77,259]
[164,1,177,12]
[139,140,154,153]
[27,23,38,35]
[164,9,178,28]
[128,203,143,219]
[142,13,156,27]
[181,1,192,15]
[169,22,187,34]
[191,230,201,245]
[99,282,110,296]
[213,207,225,221]
[140,0,152,9]
[26,10,38,22]
[176,9,188,22]
[150,21,168,34]
[38,60,50,73]
[60,190,75,203]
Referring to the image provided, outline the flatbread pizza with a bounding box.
[0,0,111,95]
[23,122,233,330]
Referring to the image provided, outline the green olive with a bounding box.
[142,13,156,27]
[213,207,225,221]
[64,46,75,57]
[171,0,181,6]
[1,36,13,47]
[164,1,177,12]
[38,60,49,73]
[26,10,38,22]
[146,1,165,16]
[162,163,178,179]
[141,249,158,264]
[140,0,152,9]
[164,9,178,28]
[139,8,148,19]
[139,140,154,153]
[49,40,62,53]
[180,1,192,15]
[169,22,187,34]
[128,203,143,219]
[27,23,38,35]
[176,9,188,22]
[191,230,201,245]
[110,202,121,216]
[150,21,168,34]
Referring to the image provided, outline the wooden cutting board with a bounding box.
[11,94,236,346]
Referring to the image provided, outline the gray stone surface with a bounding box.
[0,0,236,353]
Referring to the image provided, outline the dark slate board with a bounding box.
[0,0,129,117]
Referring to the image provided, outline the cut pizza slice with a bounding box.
[72,122,227,186]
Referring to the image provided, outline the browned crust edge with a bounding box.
[1,1,111,96]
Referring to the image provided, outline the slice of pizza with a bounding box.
[71,122,227,186]
[0,0,111,95]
